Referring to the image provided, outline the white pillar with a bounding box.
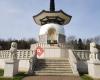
[88,42,100,79]
[88,60,100,79]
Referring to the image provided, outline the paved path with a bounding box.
[22,75,80,80]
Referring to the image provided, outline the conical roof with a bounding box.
[33,0,72,26]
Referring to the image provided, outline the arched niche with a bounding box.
[47,28,57,44]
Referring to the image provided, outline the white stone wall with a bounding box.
[41,48,68,58]
[18,60,29,72]
[0,59,5,69]
[88,60,100,79]
[30,43,68,59]
[0,59,30,72]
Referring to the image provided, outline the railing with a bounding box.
[0,49,99,61]
[17,50,34,60]
[31,43,66,49]
[0,50,35,60]
[73,50,90,61]
[0,50,11,59]
[68,49,79,75]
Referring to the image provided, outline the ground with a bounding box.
[0,69,95,80]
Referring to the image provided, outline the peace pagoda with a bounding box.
[30,0,79,77]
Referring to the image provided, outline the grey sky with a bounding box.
[0,0,100,40]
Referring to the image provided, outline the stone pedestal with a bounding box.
[4,59,19,77]
[88,60,100,79]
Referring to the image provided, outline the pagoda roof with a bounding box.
[33,10,72,26]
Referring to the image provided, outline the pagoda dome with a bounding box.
[39,23,65,35]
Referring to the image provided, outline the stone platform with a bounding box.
[30,43,68,58]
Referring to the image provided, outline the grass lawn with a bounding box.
[0,69,4,76]
[80,74,93,80]
[0,69,28,80]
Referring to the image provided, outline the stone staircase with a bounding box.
[34,58,73,75]
[22,58,80,80]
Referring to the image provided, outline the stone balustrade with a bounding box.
[0,50,11,59]
[1,49,99,61]
[0,49,36,72]
[68,49,79,75]
[0,50,35,60]
[17,50,35,60]
[73,50,90,61]
[0,49,99,73]
[0,49,95,60]
[30,43,66,50]
[72,50,100,73]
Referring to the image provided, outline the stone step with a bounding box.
[35,68,72,71]
[34,72,73,76]
[36,63,70,66]
[35,65,71,68]
[37,59,69,61]
[22,75,81,80]
[37,59,68,62]
[35,68,71,71]
[37,59,69,62]
[34,59,73,76]
[35,70,73,73]
[38,60,69,63]
[38,62,69,64]
[36,65,70,68]
[35,66,71,69]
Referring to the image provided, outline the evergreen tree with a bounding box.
[0,38,37,50]
[78,38,84,50]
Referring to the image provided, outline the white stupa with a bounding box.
[39,23,65,36]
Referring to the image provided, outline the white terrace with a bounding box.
[0,49,91,73]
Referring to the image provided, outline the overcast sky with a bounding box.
[0,0,100,40]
